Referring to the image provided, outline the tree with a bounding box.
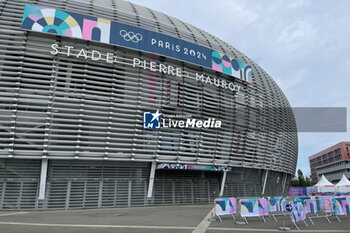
[297,169,306,187]
[290,178,299,187]
[290,169,311,187]
[305,175,312,186]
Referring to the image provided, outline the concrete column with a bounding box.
[219,170,227,197]
[65,179,72,209]
[38,159,48,200]
[128,179,132,207]
[1,181,6,208]
[147,162,156,198]
[98,179,103,208]
[261,170,269,195]
[281,173,288,194]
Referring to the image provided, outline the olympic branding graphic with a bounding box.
[211,51,253,83]
[21,5,82,38]
[119,30,143,43]
[21,4,253,84]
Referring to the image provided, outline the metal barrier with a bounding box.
[213,195,350,230]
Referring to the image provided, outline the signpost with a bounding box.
[278,203,293,231]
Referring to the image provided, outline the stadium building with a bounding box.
[0,0,297,209]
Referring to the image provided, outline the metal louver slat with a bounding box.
[45,160,149,209]
[0,159,41,209]
[47,180,67,209]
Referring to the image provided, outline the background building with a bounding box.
[0,0,297,210]
[309,142,350,184]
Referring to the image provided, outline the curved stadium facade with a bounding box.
[0,0,297,209]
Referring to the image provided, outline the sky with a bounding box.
[128,0,350,176]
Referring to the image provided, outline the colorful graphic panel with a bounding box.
[315,196,333,212]
[22,5,83,38]
[265,196,286,212]
[21,4,253,83]
[280,197,287,211]
[211,51,252,82]
[294,196,320,213]
[305,198,319,213]
[291,201,307,223]
[215,198,236,216]
[332,197,350,216]
[240,198,268,217]
[295,197,310,204]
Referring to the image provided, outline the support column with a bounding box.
[281,173,288,194]
[65,179,72,209]
[1,181,6,209]
[38,159,48,200]
[147,162,156,199]
[98,179,103,208]
[219,170,227,197]
[261,170,268,195]
[128,179,132,207]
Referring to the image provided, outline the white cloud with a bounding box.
[286,0,308,9]
[277,21,320,52]
[274,68,308,92]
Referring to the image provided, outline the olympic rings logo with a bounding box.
[119,30,143,43]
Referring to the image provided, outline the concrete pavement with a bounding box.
[0,205,349,233]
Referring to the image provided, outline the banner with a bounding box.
[280,197,287,211]
[288,187,307,196]
[332,197,350,216]
[306,186,317,195]
[294,197,318,213]
[294,197,310,203]
[305,198,319,213]
[315,196,333,212]
[265,196,286,212]
[291,201,307,223]
[215,198,236,216]
[240,198,268,217]
[21,4,253,83]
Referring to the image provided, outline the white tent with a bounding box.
[335,174,350,193]
[314,174,336,193]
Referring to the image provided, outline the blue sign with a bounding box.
[143,110,161,129]
[21,4,253,83]
[286,204,293,212]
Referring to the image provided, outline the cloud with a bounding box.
[286,0,308,9]
[274,68,308,92]
[277,21,321,52]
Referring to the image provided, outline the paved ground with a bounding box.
[0,205,349,233]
